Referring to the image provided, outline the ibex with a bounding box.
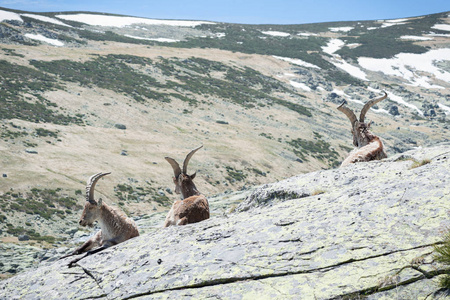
[61,172,139,267]
[164,145,210,227]
[337,91,388,167]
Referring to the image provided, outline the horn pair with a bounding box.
[337,91,387,125]
[165,145,203,178]
[86,172,111,203]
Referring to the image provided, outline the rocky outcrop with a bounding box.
[0,144,449,299]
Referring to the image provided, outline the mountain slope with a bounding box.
[0,144,449,299]
[0,7,449,278]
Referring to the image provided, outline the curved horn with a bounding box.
[337,101,357,126]
[183,145,203,174]
[86,172,111,203]
[359,91,387,122]
[165,157,182,178]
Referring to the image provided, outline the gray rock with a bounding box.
[25,149,38,154]
[114,123,127,130]
[389,105,400,116]
[0,144,449,299]
[18,235,30,241]
[65,227,78,235]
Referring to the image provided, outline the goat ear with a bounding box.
[367,121,372,129]
[190,172,197,180]
[97,198,103,207]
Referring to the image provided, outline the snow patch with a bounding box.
[322,39,368,81]
[400,35,433,41]
[0,9,22,22]
[368,87,424,116]
[297,32,318,37]
[438,103,450,115]
[381,20,408,28]
[124,35,180,42]
[432,24,450,32]
[329,26,353,32]
[24,33,64,46]
[331,57,368,81]
[273,55,321,69]
[386,91,423,115]
[261,31,290,37]
[385,18,409,23]
[322,39,345,55]
[358,48,450,89]
[427,32,450,37]
[21,14,71,27]
[56,14,214,27]
[346,43,362,49]
[290,80,311,92]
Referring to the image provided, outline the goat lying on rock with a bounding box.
[61,172,139,267]
[338,91,388,167]
[164,145,210,227]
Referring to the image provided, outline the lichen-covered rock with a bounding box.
[0,144,449,299]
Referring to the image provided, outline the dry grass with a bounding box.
[409,159,431,169]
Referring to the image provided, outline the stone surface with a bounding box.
[0,144,449,299]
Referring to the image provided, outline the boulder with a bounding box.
[17,235,30,241]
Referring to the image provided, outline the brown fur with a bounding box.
[341,136,387,167]
[338,92,388,167]
[164,146,210,227]
[164,195,209,227]
[76,201,139,251]
[61,172,139,265]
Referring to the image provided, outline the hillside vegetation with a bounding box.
[0,7,449,280]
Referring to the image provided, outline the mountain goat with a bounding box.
[164,145,210,227]
[338,91,388,167]
[61,172,139,267]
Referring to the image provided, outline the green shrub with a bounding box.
[288,137,339,166]
[225,166,247,182]
[0,188,81,220]
[434,229,450,289]
[35,128,58,138]
[0,60,82,125]
[114,182,171,207]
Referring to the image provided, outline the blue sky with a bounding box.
[0,0,448,24]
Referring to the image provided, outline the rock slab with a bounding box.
[0,144,449,299]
